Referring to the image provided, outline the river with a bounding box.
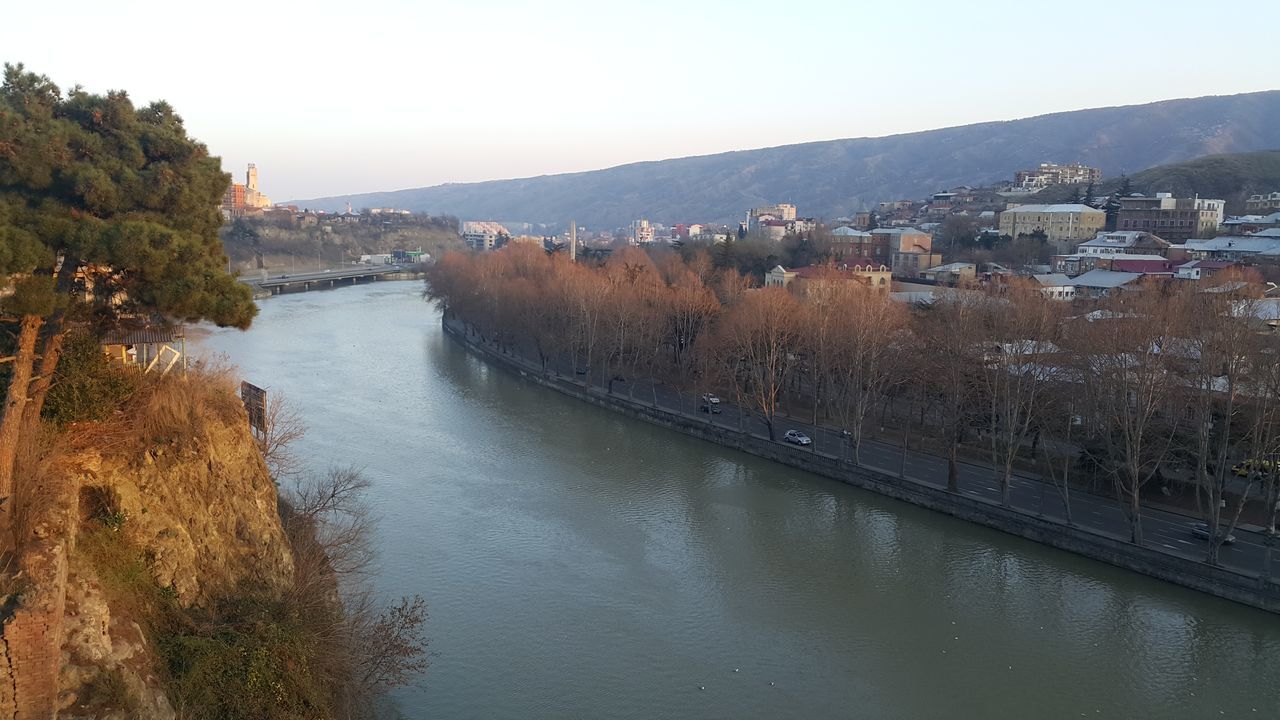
[194,281,1279,719]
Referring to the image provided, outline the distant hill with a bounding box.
[1033,149,1280,212]
[292,90,1280,228]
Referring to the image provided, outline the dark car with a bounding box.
[699,403,722,414]
[1190,522,1236,545]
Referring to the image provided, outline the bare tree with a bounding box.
[711,288,801,441]
[978,284,1061,506]
[1071,286,1184,546]
[258,393,308,480]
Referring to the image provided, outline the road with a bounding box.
[240,265,405,288]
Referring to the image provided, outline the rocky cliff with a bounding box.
[0,379,295,719]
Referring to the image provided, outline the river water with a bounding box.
[195,282,1279,719]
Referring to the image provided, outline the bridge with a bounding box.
[239,265,415,296]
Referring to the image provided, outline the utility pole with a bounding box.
[569,220,577,263]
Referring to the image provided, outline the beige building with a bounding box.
[765,261,892,296]
[891,251,944,279]
[998,203,1107,252]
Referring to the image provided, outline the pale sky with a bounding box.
[4,0,1276,201]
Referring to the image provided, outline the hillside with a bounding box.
[1032,149,1280,211]
[292,90,1280,228]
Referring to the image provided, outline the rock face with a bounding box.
[0,406,295,719]
[71,416,294,605]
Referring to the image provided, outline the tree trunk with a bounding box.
[1129,484,1144,546]
[21,328,67,429]
[947,442,959,493]
[1000,466,1012,507]
[0,315,44,544]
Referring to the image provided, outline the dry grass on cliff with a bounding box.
[125,361,243,449]
[64,361,245,456]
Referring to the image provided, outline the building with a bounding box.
[220,163,271,217]
[1175,260,1237,281]
[1051,253,1172,277]
[919,262,976,285]
[830,227,872,259]
[998,204,1107,252]
[1030,273,1076,301]
[1221,212,1280,235]
[461,221,510,251]
[1116,193,1224,241]
[1245,192,1280,213]
[764,266,795,288]
[1075,231,1170,256]
[1070,269,1145,298]
[759,219,789,241]
[1177,235,1280,262]
[1012,163,1102,191]
[750,203,797,223]
[892,251,944,279]
[631,219,655,244]
[101,325,187,373]
[766,261,892,296]
[221,183,246,216]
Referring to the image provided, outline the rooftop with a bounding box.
[1004,203,1105,214]
[1031,273,1074,287]
[1071,269,1144,289]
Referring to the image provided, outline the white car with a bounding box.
[784,430,812,446]
[702,394,721,405]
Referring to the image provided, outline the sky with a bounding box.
[3,0,1277,201]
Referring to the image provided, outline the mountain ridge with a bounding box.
[291,90,1280,227]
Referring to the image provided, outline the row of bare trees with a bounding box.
[427,245,1280,565]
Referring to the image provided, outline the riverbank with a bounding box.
[442,316,1280,614]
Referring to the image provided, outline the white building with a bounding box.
[462,221,510,251]
[631,219,655,244]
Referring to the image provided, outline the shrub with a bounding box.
[42,331,139,426]
[79,668,140,714]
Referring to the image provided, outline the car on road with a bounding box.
[699,403,722,414]
[1190,522,1236,545]
[784,430,812,446]
[701,394,721,405]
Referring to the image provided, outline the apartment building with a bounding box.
[1245,192,1280,213]
[1012,163,1101,191]
[1116,193,1224,241]
[462,221,511,251]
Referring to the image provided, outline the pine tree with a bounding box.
[0,64,256,543]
